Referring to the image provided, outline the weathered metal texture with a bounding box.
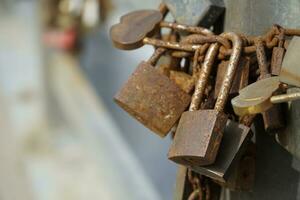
[223,1,300,199]
[168,44,222,166]
[110,10,162,50]
[114,61,191,137]
[262,104,285,133]
[169,109,227,166]
[214,57,250,98]
[169,33,242,167]
[191,120,252,182]
[224,0,300,36]
[276,87,300,161]
[169,71,195,94]
[163,0,225,27]
[254,37,285,132]
[216,142,256,191]
[280,36,300,87]
[173,166,193,200]
[271,47,285,76]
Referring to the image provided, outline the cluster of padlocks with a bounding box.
[110,2,300,198]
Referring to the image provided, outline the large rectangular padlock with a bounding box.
[169,33,243,166]
[114,50,191,137]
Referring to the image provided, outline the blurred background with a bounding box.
[0,0,176,199]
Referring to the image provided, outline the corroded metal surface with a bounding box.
[163,0,225,27]
[190,43,220,111]
[169,71,195,94]
[114,61,191,137]
[191,120,252,182]
[254,37,285,132]
[110,10,162,50]
[169,109,227,166]
[214,32,242,112]
[214,57,250,98]
[271,47,285,76]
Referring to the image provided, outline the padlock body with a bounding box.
[168,109,227,166]
[215,57,249,98]
[170,70,195,94]
[271,47,285,76]
[114,61,191,137]
[191,120,252,182]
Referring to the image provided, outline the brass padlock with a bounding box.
[169,32,243,166]
[255,37,285,132]
[214,56,250,98]
[114,48,191,137]
[271,30,285,76]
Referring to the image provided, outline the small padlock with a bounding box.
[114,48,191,137]
[214,56,250,99]
[271,29,285,76]
[280,36,300,87]
[169,32,243,166]
[255,37,285,132]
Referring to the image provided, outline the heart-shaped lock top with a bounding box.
[110,10,163,50]
[231,76,280,116]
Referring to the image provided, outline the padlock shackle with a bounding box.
[215,32,242,112]
[181,34,231,49]
[147,47,167,66]
[255,37,270,78]
[189,43,220,111]
[160,21,213,36]
[143,37,202,51]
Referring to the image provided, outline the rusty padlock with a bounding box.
[255,37,285,132]
[169,32,243,166]
[191,114,255,182]
[168,42,221,166]
[271,29,285,76]
[214,56,250,99]
[114,48,191,137]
